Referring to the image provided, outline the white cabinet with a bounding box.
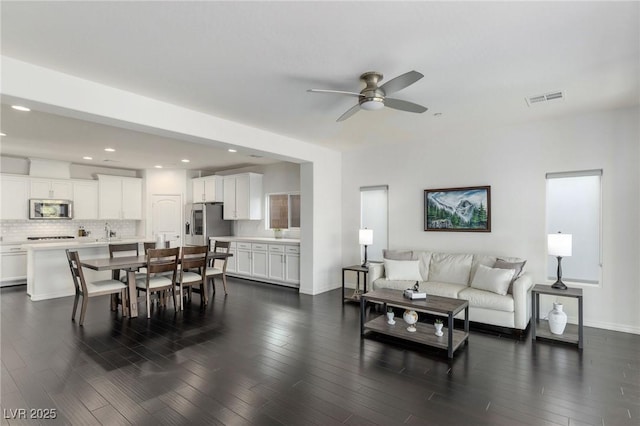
[268,244,286,281]
[30,178,72,200]
[192,176,223,203]
[284,245,300,284]
[223,173,263,220]
[0,175,30,220]
[219,238,299,287]
[251,243,268,278]
[72,180,99,220]
[98,175,143,220]
[236,242,252,275]
[1,244,27,285]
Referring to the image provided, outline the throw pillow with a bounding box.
[494,258,527,294]
[383,249,414,261]
[383,259,422,281]
[470,264,516,296]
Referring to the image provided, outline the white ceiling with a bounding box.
[1,1,638,171]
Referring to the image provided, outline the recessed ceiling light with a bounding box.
[83,156,93,160]
[0,132,6,137]
[104,147,115,152]
[181,159,190,163]
[154,165,163,169]
[228,149,237,153]
[11,105,31,112]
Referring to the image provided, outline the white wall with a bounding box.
[342,107,640,334]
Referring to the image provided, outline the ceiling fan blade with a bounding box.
[379,71,424,95]
[384,98,428,113]
[337,104,361,122]
[307,89,362,97]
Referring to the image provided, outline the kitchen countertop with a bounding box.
[19,237,149,251]
[211,236,300,244]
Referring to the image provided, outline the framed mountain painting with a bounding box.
[424,186,491,232]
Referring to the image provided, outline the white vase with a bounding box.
[403,310,418,332]
[434,323,443,337]
[548,302,568,335]
[386,311,395,325]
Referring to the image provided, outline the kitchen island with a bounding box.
[24,238,148,301]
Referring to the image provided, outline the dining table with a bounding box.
[81,251,233,318]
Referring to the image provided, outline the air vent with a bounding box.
[526,91,565,107]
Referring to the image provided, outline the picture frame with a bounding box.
[424,186,491,232]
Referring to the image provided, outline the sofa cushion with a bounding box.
[383,259,421,281]
[421,281,468,299]
[373,278,415,291]
[416,251,432,281]
[494,258,527,294]
[383,249,415,260]
[458,287,514,312]
[470,264,515,295]
[428,253,473,285]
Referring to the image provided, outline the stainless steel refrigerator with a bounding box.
[185,203,232,246]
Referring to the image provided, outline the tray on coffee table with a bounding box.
[360,289,469,358]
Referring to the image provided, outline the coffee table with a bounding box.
[360,289,469,358]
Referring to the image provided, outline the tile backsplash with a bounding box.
[1,220,138,242]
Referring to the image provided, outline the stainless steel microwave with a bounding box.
[29,199,73,220]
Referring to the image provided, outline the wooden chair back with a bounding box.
[212,240,231,270]
[108,242,139,258]
[180,245,208,273]
[66,250,88,295]
[146,247,180,281]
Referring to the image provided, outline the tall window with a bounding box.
[546,170,602,285]
[360,185,388,262]
[267,193,300,229]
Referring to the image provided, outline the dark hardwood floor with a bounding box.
[1,278,638,425]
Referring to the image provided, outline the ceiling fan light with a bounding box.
[360,99,384,111]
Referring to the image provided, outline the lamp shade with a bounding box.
[359,229,373,245]
[548,233,572,257]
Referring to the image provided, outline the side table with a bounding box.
[531,284,583,349]
[342,264,368,304]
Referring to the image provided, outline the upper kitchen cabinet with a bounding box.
[97,174,143,220]
[30,178,73,200]
[192,175,223,203]
[1,175,30,220]
[223,173,263,220]
[72,180,99,220]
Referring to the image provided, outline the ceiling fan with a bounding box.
[307,70,428,122]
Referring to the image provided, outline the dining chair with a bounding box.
[108,242,140,277]
[108,242,141,309]
[176,245,209,310]
[206,240,231,295]
[135,247,179,318]
[65,250,128,326]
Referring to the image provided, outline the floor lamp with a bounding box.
[548,232,572,290]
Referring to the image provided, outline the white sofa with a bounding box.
[369,250,534,334]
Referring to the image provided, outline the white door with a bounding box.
[151,194,183,247]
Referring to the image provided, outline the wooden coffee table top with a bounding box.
[362,289,468,316]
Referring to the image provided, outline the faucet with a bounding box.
[104,222,111,240]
